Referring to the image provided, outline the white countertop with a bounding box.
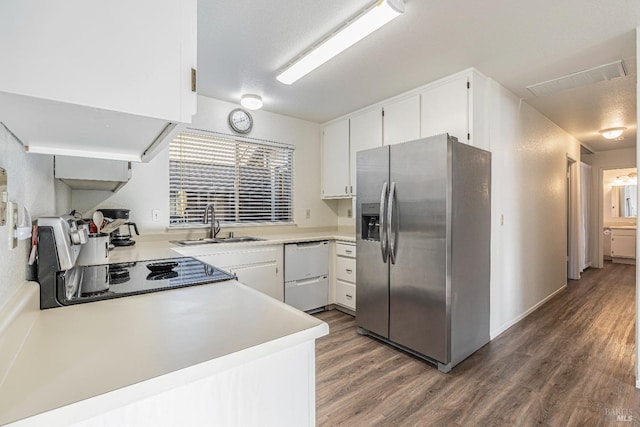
[0,282,327,425]
[606,225,637,230]
[0,229,349,426]
[108,230,356,263]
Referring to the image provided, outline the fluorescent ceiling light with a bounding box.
[599,127,626,139]
[276,0,405,85]
[240,94,263,110]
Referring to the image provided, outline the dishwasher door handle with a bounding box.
[290,241,328,248]
[285,276,327,287]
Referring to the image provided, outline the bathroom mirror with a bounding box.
[611,185,638,217]
[0,167,6,226]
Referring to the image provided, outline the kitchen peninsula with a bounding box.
[0,255,328,426]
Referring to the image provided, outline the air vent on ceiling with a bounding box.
[527,60,627,97]
[580,145,594,155]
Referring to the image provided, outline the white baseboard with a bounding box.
[490,285,567,340]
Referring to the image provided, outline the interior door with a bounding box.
[388,136,449,363]
[356,146,390,338]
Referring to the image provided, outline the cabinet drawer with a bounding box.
[336,257,356,283]
[336,242,356,258]
[336,280,356,310]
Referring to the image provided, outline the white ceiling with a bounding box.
[197,0,640,152]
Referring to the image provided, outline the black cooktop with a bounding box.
[57,257,235,305]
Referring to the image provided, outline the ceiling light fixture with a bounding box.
[599,127,626,140]
[276,0,405,85]
[240,94,263,110]
[612,172,637,186]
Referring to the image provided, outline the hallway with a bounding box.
[315,262,639,426]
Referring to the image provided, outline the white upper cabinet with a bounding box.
[383,95,421,146]
[421,75,469,143]
[319,68,491,200]
[0,0,197,161]
[350,108,382,195]
[321,119,351,199]
[420,70,489,150]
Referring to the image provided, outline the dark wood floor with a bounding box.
[315,262,640,426]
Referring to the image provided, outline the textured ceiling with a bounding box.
[197,0,640,152]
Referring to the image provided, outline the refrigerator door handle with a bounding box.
[380,181,389,263]
[388,181,398,264]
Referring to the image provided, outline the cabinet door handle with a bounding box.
[345,269,353,274]
[345,250,353,254]
[345,186,348,194]
[346,294,353,299]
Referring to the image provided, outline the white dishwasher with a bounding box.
[284,241,329,312]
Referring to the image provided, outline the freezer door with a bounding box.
[356,145,390,338]
[389,135,449,363]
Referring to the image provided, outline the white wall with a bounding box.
[488,81,581,338]
[582,147,636,268]
[0,124,70,312]
[72,95,339,233]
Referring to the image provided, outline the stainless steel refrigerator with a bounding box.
[356,134,491,373]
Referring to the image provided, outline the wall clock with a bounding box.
[228,108,253,134]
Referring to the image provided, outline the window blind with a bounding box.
[169,131,294,225]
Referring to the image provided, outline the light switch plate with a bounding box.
[7,201,18,249]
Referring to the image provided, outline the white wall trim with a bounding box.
[490,284,567,340]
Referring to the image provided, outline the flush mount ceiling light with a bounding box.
[240,94,263,110]
[599,127,626,140]
[276,0,405,85]
[613,172,637,186]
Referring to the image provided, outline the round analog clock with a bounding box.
[228,108,253,134]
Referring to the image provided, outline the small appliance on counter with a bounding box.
[97,208,139,246]
[36,215,90,308]
[36,215,236,309]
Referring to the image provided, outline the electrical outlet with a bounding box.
[305,209,311,219]
[347,209,352,218]
[152,209,160,222]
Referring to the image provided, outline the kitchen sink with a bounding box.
[170,236,265,246]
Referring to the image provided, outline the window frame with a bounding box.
[168,129,295,228]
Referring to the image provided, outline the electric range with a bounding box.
[57,257,236,306]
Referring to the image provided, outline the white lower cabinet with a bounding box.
[333,242,356,311]
[187,245,284,301]
[610,229,636,260]
[232,262,281,300]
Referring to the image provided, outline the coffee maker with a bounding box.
[97,208,140,246]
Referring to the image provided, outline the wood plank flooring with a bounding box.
[315,262,640,426]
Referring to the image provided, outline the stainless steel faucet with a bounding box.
[202,203,221,238]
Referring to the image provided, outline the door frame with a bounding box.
[566,156,581,280]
